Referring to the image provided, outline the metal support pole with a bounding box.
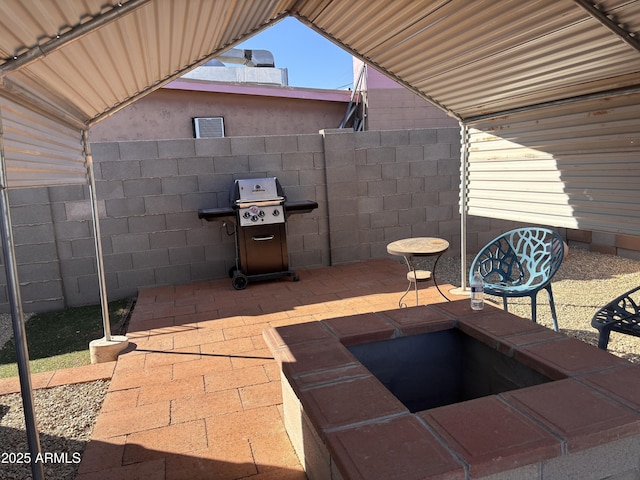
[459,122,469,290]
[83,131,111,341]
[0,119,44,480]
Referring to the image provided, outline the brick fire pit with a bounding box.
[264,300,640,480]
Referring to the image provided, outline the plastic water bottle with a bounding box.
[470,271,484,310]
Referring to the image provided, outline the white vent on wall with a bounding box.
[193,117,225,138]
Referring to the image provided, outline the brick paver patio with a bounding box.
[0,258,460,479]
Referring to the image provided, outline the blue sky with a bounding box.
[236,17,354,90]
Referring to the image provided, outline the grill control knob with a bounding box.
[272,209,280,216]
[258,210,265,217]
[251,215,259,222]
[243,211,251,219]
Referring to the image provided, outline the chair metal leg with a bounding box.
[546,286,559,332]
[530,295,537,324]
[596,326,611,350]
[502,296,508,312]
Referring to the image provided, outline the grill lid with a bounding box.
[232,177,285,204]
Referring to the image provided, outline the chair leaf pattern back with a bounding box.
[472,228,564,290]
[476,238,524,286]
[593,285,640,330]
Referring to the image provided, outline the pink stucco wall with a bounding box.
[90,63,458,142]
[366,66,404,89]
[90,84,350,141]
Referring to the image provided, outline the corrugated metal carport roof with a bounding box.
[2,0,639,132]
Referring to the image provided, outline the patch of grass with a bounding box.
[0,299,130,378]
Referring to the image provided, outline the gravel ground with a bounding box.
[0,313,32,349]
[0,380,108,480]
[0,247,639,479]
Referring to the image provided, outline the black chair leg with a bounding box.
[597,327,611,350]
[546,286,559,332]
[530,296,538,324]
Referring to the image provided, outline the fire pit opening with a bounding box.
[348,328,554,413]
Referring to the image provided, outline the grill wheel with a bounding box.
[232,271,249,290]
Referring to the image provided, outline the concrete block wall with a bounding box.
[365,88,459,131]
[323,128,465,264]
[7,188,66,312]
[321,128,517,264]
[80,134,330,304]
[4,127,516,311]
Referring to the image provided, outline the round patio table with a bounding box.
[387,237,449,307]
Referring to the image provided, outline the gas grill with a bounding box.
[198,177,318,290]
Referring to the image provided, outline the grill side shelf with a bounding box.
[198,207,235,221]
[284,200,318,216]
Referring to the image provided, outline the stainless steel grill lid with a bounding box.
[233,177,285,205]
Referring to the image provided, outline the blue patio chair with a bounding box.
[469,227,565,331]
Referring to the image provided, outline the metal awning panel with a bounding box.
[1,0,639,128]
[464,90,640,235]
[467,205,640,234]
[0,95,86,188]
[295,0,640,120]
[0,0,291,127]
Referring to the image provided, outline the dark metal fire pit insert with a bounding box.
[348,329,553,413]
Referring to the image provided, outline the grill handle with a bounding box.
[235,199,284,208]
[252,235,275,241]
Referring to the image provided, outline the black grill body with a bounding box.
[238,223,288,275]
[198,177,318,289]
